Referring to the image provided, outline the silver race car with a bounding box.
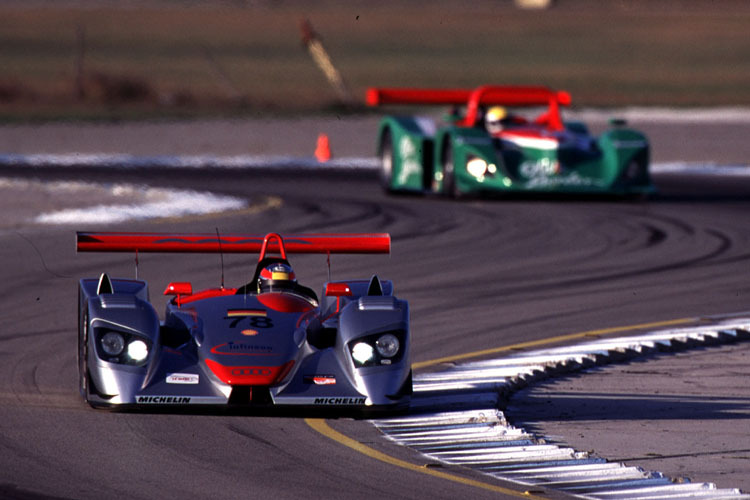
[76,232,412,411]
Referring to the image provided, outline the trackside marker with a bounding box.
[315,133,332,162]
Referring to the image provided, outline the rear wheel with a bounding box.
[378,130,394,192]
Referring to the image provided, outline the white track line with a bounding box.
[372,320,750,499]
[0,178,247,224]
[36,190,245,224]
[572,107,750,124]
[651,162,750,176]
[0,153,748,177]
[0,153,379,170]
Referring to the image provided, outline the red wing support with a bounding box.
[76,232,391,255]
[258,233,287,261]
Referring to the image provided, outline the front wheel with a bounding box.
[78,306,113,410]
[441,142,461,198]
[78,304,92,404]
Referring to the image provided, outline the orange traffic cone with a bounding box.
[314,133,332,162]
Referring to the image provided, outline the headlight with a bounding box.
[376,334,399,358]
[94,328,151,366]
[620,148,648,184]
[349,330,406,368]
[466,157,488,178]
[351,342,375,365]
[101,332,125,356]
[625,160,641,180]
[127,339,149,362]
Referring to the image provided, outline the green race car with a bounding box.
[367,85,654,198]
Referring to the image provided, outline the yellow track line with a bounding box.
[413,317,696,370]
[305,418,544,499]
[306,316,697,496]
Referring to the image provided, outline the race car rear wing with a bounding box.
[76,232,391,255]
[366,85,571,130]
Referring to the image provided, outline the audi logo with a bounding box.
[231,368,272,376]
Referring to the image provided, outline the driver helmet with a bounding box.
[258,262,296,291]
[485,106,508,134]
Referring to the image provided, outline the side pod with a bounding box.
[378,116,436,192]
[78,275,159,406]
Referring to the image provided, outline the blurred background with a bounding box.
[1,0,748,121]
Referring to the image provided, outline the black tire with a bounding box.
[78,303,95,406]
[441,142,460,198]
[379,129,394,192]
[78,299,101,408]
[78,295,118,410]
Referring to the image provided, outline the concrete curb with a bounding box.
[372,319,750,498]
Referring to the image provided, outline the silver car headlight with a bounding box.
[349,330,406,368]
[95,328,151,366]
[375,334,400,358]
[351,342,375,365]
[101,331,125,356]
[127,339,149,362]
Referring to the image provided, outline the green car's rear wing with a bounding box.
[366,85,572,130]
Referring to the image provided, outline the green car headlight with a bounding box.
[466,157,488,178]
[625,159,641,179]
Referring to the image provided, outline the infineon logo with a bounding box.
[166,373,200,384]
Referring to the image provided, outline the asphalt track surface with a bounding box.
[0,119,749,499]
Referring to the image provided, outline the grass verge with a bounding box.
[1,1,749,121]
